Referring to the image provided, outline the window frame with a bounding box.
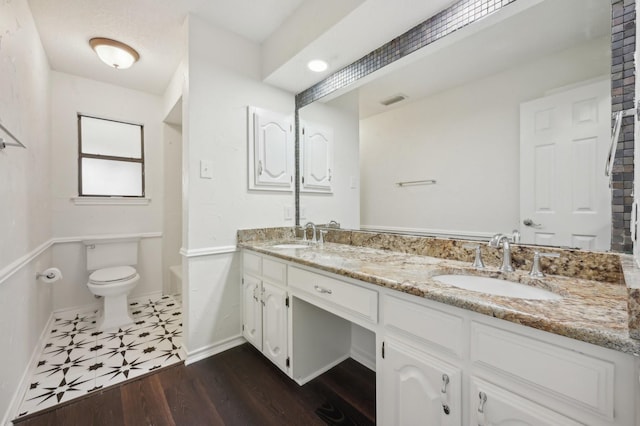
[77,114,145,197]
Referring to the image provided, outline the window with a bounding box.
[78,114,144,197]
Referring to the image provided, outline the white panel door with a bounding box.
[520,79,611,250]
[470,378,582,426]
[262,281,288,373]
[380,337,461,425]
[252,107,293,189]
[300,121,333,192]
[242,274,262,351]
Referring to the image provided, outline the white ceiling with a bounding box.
[326,0,611,118]
[26,0,456,96]
[27,0,306,95]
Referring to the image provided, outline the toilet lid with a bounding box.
[89,266,137,284]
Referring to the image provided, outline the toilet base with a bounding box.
[97,293,134,331]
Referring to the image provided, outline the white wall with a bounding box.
[360,37,610,236]
[182,15,297,359]
[49,71,164,310]
[300,93,361,229]
[0,1,53,422]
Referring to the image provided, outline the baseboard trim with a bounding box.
[4,312,56,425]
[350,346,376,372]
[184,335,246,365]
[294,353,350,386]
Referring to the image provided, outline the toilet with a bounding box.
[84,238,140,330]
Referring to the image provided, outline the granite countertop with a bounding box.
[240,239,640,357]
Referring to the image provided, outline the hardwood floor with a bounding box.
[15,344,376,426]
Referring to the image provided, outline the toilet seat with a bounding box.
[89,266,137,284]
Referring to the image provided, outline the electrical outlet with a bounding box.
[300,207,307,220]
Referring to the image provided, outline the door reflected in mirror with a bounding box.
[298,0,613,251]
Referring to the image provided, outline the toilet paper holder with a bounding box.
[36,271,57,280]
[36,267,63,282]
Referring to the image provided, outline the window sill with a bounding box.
[71,196,151,206]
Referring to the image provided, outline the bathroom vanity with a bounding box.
[238,229,640,426]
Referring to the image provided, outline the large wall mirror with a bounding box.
[297,0,618,252]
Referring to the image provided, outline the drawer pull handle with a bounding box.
[314,285,332,294]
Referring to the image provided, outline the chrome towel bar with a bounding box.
[0,121,26,150]
[396,179,437,187]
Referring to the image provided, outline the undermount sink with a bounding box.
[272,243,310,249]
[433,274,562,300]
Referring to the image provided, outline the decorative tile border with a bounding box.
[295,0,518,109]
[610,0,635,253]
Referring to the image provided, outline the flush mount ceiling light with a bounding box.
[89,37,140,69]
[307,59,328,72]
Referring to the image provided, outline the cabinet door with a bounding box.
[242,274,262,351]
[380,337,461,425]
[470,378,582,426]
[262,281,288,372]
[300,121,333,192]
[250,107,293,190]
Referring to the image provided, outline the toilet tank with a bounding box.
[84,237,140,270]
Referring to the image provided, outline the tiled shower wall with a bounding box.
[611,0,635,253]
[295,0,636,253]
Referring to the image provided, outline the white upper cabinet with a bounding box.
[300,120,333,193]
[248,106,294,191]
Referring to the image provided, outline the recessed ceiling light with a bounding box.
[90,37,140,69]
[307,59,328,73]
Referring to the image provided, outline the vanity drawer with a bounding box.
[470,322,614,419]
[243,251,262,276]
[288,266,378,323]
[263,257,286,286]
[383,295,464,359]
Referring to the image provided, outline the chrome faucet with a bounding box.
[303,222,317,243]
[489,233,514,272]
[328,220,341,229]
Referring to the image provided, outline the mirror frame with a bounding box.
[294,0,634,253]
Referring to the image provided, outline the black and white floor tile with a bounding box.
[16,294,183,419]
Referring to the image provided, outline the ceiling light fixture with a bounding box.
[89,37,140,69]
[307,59,328,73]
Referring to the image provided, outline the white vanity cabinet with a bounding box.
[240,249,639,425]
[241,251,289,373]
[379,293,639,426]
[469,378,582,426]
[380,337,461,425]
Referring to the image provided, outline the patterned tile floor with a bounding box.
[15,294,184,419]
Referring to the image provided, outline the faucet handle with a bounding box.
[319,230,327,245]
[529,251,560,278]
[462,244,485,269]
